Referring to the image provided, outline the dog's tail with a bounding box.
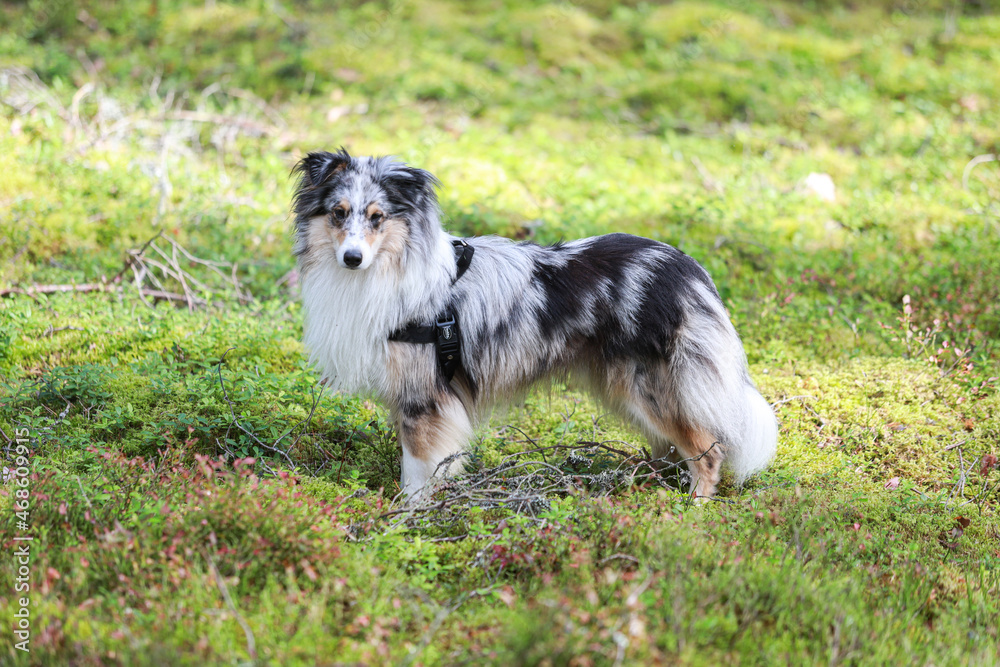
[671,282,778,483]
[726,383,778,483]
[674,364,777,484]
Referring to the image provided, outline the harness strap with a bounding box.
[453,239,474,282]
[387,239,474,381]
[386,324,435,344]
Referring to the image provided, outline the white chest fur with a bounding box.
[300,237,454,395]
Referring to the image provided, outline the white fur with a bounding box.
[301,232,454,395]
[730,385,779,482]
[336,229,374,269]
[398,396,472,497]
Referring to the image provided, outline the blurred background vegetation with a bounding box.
[2,0,999,365]
[1,1,1000,664]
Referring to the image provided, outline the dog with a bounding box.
[292,149,777,499]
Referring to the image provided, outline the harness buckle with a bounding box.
[436,310,461,376]
[436,311,459,351]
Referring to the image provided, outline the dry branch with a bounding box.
[160,110,275,135]
[365,441,718,545]
[0,282,202,305]
[2,232,250,310]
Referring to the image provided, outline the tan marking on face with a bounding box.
[332,198,351,219]
[298,208,351,275]
[369,217,409,276]
[328,200,351,250]
[363,204,387,248]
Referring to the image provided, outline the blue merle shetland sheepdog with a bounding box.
[292,149,777,499]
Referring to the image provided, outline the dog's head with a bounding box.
[292,148,440,272]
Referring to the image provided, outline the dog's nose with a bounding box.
[343,250,363,268]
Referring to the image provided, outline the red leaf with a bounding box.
[980,454,998,477]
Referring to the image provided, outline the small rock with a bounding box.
[800,172,836,203]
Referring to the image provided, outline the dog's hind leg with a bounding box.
[647,425,724,499]
[608,364,725,499]
[643,435,686,488]
[394,390,473,499]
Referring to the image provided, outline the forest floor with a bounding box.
[1,1,999,664]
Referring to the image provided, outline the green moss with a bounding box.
[1,0,999,663]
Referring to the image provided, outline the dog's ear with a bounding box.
[292,148,352,218]
[294,148,352,188]
[381,164,441,214]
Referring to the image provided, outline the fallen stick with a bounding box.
[0,283,109,296]
[161,110,274,135]
[0,283,204,305]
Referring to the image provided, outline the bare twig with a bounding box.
[367,440,716,546]
[962,153,997,191]
[215,348,297,470]
[771,395,814,407]
[1,283,108,297]
[110,231,163,283]
[0,283,203,305]
[42,326,85,337]
[951,447,972,500]
[598,553,641,567]
[205,553,258,662]
[0,67,69,119]
[941,439,968,453]
[4,232,250,309]
[160,110,275,135]
[691,155,724,194]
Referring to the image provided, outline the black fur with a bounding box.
[379,166,440,219]
[291,148,352,219]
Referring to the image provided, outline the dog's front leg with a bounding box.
[394,390,473,499]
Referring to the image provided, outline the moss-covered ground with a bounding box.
[1,1,999,664]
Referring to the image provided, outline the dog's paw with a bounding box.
[691,494,712,506]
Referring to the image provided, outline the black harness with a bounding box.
[388,239,475,382]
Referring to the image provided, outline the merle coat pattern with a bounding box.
[292,149,777,498]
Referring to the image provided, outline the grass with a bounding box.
[1,0,999,664]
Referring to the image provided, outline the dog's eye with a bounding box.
[370,212,384,228]
[331,208,347,224]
